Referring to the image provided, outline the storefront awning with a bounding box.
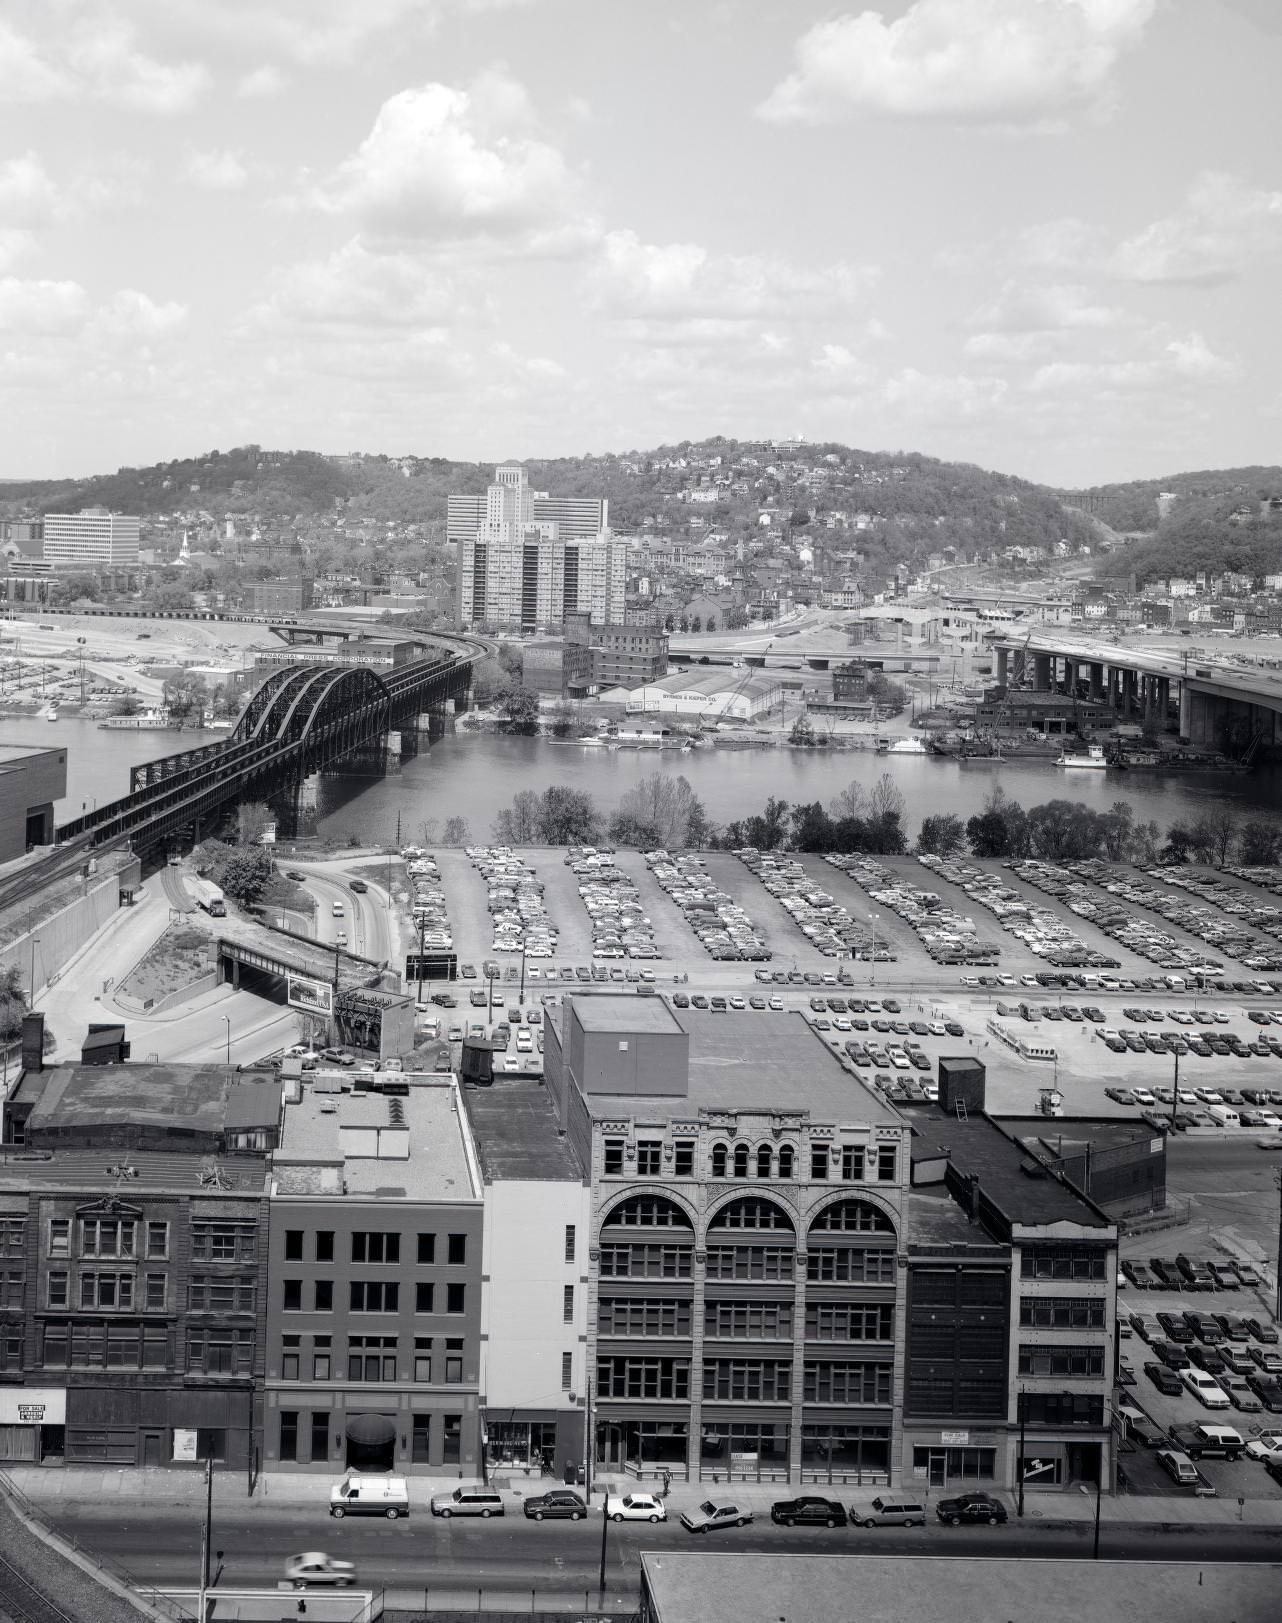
[345,1413,396,1447]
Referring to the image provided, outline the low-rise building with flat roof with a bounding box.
[264,1073,487,1476]
[0,1060,279,1472]
[0,743,66,860]
[638,1552,1279,1623]
[463,1082,591,1480]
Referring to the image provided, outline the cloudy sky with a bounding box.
[2,0,1280,485]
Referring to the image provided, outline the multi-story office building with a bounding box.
[41,510,140,568]
[452,465,623,630]
[544,994,911,1485]
[263,1075,486,1476]
[463,1082,591,1479]
[0,1056,279,1470]
[541,998,1117,1498]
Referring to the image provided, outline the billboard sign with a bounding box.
[287,974,333,1017]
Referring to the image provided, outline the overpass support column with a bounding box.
[1179,683,1192,737]
[996,647,1009,687]
[1089,662,1104,701]
[1120,669,1136,716]
[1156,677,1170,727]
[1034,653,1052,690]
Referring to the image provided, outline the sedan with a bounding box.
[607,1493,666,1523]
[936,1492,1007,1526]
[768,996,784,1010]
[770,1496,847,1528]
[523,1490,587,1521]
[1145,1361,1185,1395]
[285,1553,357,1589]
[680,1500,753,1534]
[1122,1261,1157,1290]
[1244,1431,1282,1464]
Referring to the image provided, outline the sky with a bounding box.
[1,0,1281,487]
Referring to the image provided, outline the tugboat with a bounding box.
[1056,743,1108,769]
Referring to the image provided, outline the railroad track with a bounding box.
[0,1548,80,1623]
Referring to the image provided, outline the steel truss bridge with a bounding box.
[55,641,480,853]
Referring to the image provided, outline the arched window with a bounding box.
[756,1145,773,1179]
[709,1197,795,1233]
[808,1199,895,1236]
[711,1144,728,1179]
[732,1143,750,1179]
[602,1195,693,1229]
[777,1144,795,1179]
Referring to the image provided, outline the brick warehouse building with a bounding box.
[0,1061,280,1468]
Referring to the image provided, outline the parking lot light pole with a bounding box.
[1169,1051,1179,1132]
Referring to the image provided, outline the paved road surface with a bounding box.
[38,1502,1282,1599]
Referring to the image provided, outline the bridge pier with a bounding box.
[996,647,1009,687]
[386,730,402,775]
[1034,653,1052,690]
[1089,662,1104,701]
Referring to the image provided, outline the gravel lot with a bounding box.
[431,850,492,967]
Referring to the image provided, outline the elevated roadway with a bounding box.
[986,627,1282,755]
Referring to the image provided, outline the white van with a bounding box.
[1208,1105,1240,1128]
[332,901,344,917]
[330,1473,410,1519]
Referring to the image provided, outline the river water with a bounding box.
[14,715,1280,844]
[313,733,1282,846]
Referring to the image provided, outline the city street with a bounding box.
[34,1500,1282,1601]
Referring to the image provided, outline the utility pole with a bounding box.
[417,917,426,1009]
[197,1456,213,1622]
[1169,1051,1179,1132]
[598,1481,610,1597]
[1016,1387,1026,1518]
[583,1376,593,1499]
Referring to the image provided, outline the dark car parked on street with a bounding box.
[523,1491,587,1521]
[769,1496,848,1528]
[936,1492,1007,1526]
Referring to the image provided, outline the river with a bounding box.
[313,732,1282,846]
[13,716,1280,844]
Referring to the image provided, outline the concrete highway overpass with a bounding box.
[986,629,1282,756]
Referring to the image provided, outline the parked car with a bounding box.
[1182,1370,1231,1409]
[523,1490,587,1521]
[936,1491,1007,1526]
[849,1496,927,1528]
[1121,1260,1156,1290]
[1157,1312,1195,1345]
[1146,1360,1185,1394]
[1155,1450,1202,1489]
[680,1500,753,1534]
[770,1496,847,1528]
[1246,1317,1281,1345]
[606,1493,666,1523]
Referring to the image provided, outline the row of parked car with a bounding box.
[1158,867,1282,971]
[917,855,1118,970]
[1011,858,1264,974]
[403,846,452,956]
[466,845,559,958]
[522,1488,1008,1531]
[826,854,1001,965]
[644,849,771,961]
[734,849,884,960]
[566,846,660,961]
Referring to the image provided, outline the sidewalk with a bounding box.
[8,1465,1282,1531]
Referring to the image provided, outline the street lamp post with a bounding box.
[222,1016,231,1066]
[29,937,40,1006]
[868,913,879,990]
[1016,1387,1027,1518]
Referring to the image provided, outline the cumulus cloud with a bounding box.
[882,368,1010,418]
[591,229,872,323]
[310,67,585,243]
[246,238,465,333]
[0,12,208,111]
[0,277,90,335]
[1110,170,1282,284]
[87,289,188,344]
[759,0,1154,126]
[1027,330,1239,394]
[236,64,287,97]
[0,152,64,227]
[185,150,251,191]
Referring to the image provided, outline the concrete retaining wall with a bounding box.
[0,856,142,996]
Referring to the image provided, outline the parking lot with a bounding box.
[1113,1260,1282,1501]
